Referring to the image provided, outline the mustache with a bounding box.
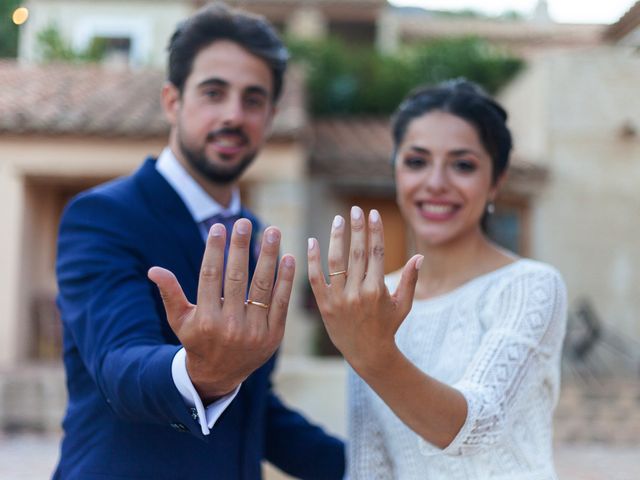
[206,128,248,144]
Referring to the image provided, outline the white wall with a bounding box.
[0,136,165,366]
[500,47,640,341]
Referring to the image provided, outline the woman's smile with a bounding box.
[416,200,461,221]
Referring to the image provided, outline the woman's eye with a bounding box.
[453,159,477,172]
[403,156,426,169]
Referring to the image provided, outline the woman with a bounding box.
[307,79,567,479]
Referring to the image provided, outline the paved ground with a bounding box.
[0,433,638,479]
[554,444,639,480]
[0,433,59,479]
[2,377,638,478]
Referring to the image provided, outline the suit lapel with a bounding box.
[134,159,265,302]
[135,158,204,299]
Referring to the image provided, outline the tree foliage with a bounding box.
[288,36,524,116]
[36,25,108,63]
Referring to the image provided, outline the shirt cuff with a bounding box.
[171,347,241,435]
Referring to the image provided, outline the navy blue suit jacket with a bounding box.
[54,158,345,479]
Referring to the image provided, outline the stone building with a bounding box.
[499,1,640,348]
[4,2,639,458]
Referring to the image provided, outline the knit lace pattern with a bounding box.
[348,259,567,480]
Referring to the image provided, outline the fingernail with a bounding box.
[284,255,295,268]
[210,224,225,237]
[265,228,279,244]
[332,215,344,229]
[308,238,315,251]
[415,255,424,271]
[351,206,362,221]
[236,219,250,235]
[369,209,380,223]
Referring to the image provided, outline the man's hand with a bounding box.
[148,219,295,403]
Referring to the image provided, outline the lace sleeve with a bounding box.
[348,367,394,479]
[423,265,567,457]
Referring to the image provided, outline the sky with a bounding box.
[388,0,636,24]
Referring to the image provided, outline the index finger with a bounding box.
[307,237,328,307]
[327,215,347,289]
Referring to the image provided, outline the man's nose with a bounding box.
[221,98,244,126]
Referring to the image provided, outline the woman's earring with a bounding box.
[486,202,496,215]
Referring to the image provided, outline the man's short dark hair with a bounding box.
[167,2,289,102]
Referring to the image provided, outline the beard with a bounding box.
[178,126,258,185]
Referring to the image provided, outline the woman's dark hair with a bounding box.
[167,2,289,102]
[390,78,512,184]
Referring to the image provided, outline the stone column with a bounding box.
[286,5,328,41]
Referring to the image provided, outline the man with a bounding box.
[54,3,345,479]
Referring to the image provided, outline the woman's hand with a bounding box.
[307,206,423,373]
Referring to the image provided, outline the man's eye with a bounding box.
[403,156,426,169]
[245,96,266,108]
[454,160,477,172]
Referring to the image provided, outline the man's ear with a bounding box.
[161,82,180,125]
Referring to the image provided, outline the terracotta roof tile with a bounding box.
[310,117,393,183]
[397,17,605,55]
[0,60,305,138]
[604,1,640,42]
[226,0,385,5]
[0,61,167,137]
[222,0,386,23]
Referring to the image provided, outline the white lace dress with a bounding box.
[348,259,567,480]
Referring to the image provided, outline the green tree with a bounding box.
[36,24,107,63]
[0,0,21,58]
[287,37,359,114]
[288,36,524,116]
[407,37,523,95]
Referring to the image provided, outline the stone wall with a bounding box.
[499,47,640,342]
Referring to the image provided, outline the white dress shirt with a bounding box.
[156,147,242,435]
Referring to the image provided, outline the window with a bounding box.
[72,16,151,66]
[486,197,530,255]
[95,36,132,63]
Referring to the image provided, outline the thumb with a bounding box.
[148,266,191,332]
[392,254,423,318]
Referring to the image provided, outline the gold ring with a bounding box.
[328,270,347,277]
[246,299,269,309]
